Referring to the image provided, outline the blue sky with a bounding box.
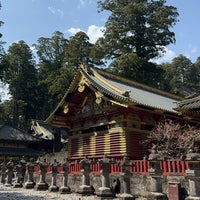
[1,0,108,48]
[1,0,200,64]
[1,0,200,99]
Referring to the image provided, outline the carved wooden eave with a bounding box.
[45,64,184,128]
[45,64,129,128]
[80,65,130,107]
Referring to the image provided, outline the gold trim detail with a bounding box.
[63,104,69,114]
[95,91,103,104]
[90,135,96,156]
[78,137,83,156]
[104,133,110,155]
[78,76,86,93]
[93,70,124,95]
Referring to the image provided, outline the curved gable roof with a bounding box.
[88,67,183,112]
[45,64,183,125]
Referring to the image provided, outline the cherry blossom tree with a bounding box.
[144,119,200,159]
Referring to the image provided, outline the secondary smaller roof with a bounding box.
[0,124,37,141]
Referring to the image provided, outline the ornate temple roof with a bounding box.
[86,67,183,112]
[45,64,184,126]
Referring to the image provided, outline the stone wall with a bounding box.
[31,172,189,198]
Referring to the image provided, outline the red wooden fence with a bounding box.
[33,159,190,176]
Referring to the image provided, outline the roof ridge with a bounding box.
[94,67,183,100]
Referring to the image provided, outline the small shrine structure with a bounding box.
[0,124,42,161]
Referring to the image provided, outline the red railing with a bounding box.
[32,160,191,176]
[131,160,149,175]
[161,160,188,176]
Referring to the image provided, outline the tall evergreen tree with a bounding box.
[97,0,179,61]
[66,31,94,69]
[161,55,195,96]
[34,31,70,119]
[95,0,178,87]
[191,57,200,94]
[4,41,38,129]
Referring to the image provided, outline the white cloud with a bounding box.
[152,47,176,64]
[30,46,36,52]
[67,25,105,43]
[188,43,198,55]
[68,27,82,35]
[78,0,94,8]
[87,25,105,43]
[48,6,64,18]
[191,48,197,53]
[79,0,86,7]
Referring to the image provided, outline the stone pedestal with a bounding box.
[97,155,114,198]
[147,192,167,200]
[24,158,36,189]
[5,160,14,187]
[185,149,200,200]
[59,159,71,194]
[49,159,59,192]
[77,156,94,195]
[78,184,95,195]
[35,159,49,191]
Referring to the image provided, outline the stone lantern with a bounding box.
[24,158,36,189]
[49,159,59,192]
[0,161,7,184]
[35,158,49,191]
[13,160,24,188]
[5,160,14,186]
[97,154,115,198]
[59,158,71,194]
[185,148,200,200]
[77,155,95,195]
[118,154,134,200]
[148,145,167,200]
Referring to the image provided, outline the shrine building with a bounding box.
[0,124,42,161]
[44,64,190,161]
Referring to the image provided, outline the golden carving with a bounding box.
[95,91,103,104]
[78,76,86,92]
[63,104,69,114]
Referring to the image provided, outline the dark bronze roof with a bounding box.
[0,124,37,141]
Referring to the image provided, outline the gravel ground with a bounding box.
[0,184,120,200]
